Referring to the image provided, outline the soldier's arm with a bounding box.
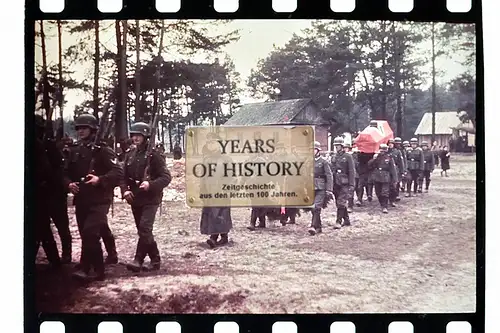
[62,147,74,188]
[390,159,398,182]
[324,160,334,192]
[119,151,130,196]
[419,150,425,170]
[148,151,172,193]
[97,147,124,188]
[346,154,356,187]
[430,152,435,170]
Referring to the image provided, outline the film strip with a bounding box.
[26,0,483,332]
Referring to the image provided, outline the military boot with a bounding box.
[308,211,322,235]
[217,233,229,246]
[61,244,72,264]
[126,240,148,272]
[333,209,343,229]
[342,208,351,226]
[102,230,118,264]
[207,234,218,248]
[247,210,257,230]
[382,207,389,214]
[143,241,161,271]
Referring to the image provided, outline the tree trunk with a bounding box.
[134,19,141,121]
[393,23,403,137]
[431,22,437,144]
[114,20,128,142]
[168,122,173,152]
[93,20,100,119]
[152,20,165,124]
[381,21,388,121]
[57,20,64,138]
[39,21,51,121]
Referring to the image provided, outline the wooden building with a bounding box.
[414,111,475,148]
[224,98,331,150]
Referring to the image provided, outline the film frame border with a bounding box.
[25,0,484,332]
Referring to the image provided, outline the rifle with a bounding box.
[79,102,112,185]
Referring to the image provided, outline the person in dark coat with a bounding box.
[35,135,62,268]
[405,138,424,197]
[419,141,435,192]
[199,132,233,248]
[330,137,355,229]
[368,144,398,213]
[64,114,123,281]
[121,122,172,272]
[440,146,451,177]
[173,142,182,160]
[388,138,404,205]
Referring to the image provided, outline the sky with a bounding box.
[35,20,471,120]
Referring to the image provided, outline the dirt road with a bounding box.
[35,154,476,313]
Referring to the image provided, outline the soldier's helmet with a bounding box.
[343,142,352,148]
[410,137,418,144]
[314,141,322,150]
[388,138,395,144]
[394,137,402,144]
[35,114,45,128]
[379,143,389,151]
[421,141,429,147]
[130,122,151,137]
[74,113,98,130]
[333,136,344,146]
[369,120,378,127]
[403,140,410,146]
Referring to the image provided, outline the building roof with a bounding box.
[414,111,467,135]
[224,98,326,126]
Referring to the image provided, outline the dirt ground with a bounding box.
[35,154,477,314]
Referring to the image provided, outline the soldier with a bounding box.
[121,122,172,272]
[419,141,435,192]
[388,138,404,205]
[64,114,123,281]
[330,137,355,228]
[172,142,182,160]
[440,146,451,177]
[342,142,358,214]
[405,137,424,197]
[308,141,333,235]
[155,142,167,159]
[368,144,398,213]
[394,137,407,192]
[35,119,61,268]
[351,145,362,206]
[35,115,73,264]
[247,135,269,230]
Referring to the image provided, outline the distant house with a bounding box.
[224,98,331,150]
[414,111,475,148]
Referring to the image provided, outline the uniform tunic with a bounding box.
[368,152,398,208]
[330,151,355,209]
[120,144,172,245]
[406,147,424,193]
[63,139,123,273]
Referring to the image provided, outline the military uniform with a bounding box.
[173,143,182,160]
[343,143,358,212]
[388,138,404,205]
[368,144,398,213]
[405,138,424,196]
[396,138,408,192]
[330,138,355,228]
[35,115,72,264]
[246,152,269,230]
[121,122,172,272]
[35,136,61,267]
[419,141,435,192]
[64,114,123,281]
[308,141,333,235]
